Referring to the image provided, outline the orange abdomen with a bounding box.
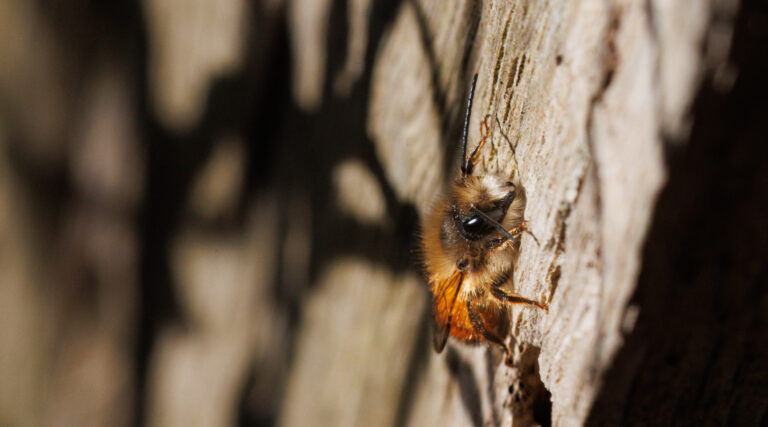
[430,277,509,345]
[432,294,480,342]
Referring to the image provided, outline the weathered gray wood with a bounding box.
[280,0,739,425]
[1,0,756,426]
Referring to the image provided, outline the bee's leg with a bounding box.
[508,221,527,239]
[466,299,511,355]
[491,287,548,312]
[507,220,540,245]
[467,115,491,168]
[482,220,538,251]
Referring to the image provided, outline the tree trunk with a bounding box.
[1,0,765,426]
[280,0,765,425]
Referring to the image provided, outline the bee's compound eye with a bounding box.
[462,216,485,235]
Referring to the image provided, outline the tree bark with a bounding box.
[1,0,764,426]
[281,0,762,426]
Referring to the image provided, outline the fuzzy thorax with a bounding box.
[422,174,526,295]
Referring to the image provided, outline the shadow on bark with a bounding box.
[587,1,768,424]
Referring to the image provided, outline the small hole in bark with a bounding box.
[533,380,553,426]
[528,351,552,426]
[508,345,552,426]
[665,352,680,365]
[556,54,563,65]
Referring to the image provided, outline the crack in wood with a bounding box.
[491,12,514,107]
[581,3,623,273]
[507,343,551,426]
[583,3,624,383]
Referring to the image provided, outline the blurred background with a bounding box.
[1,0,767,426]
[0,0,435,425]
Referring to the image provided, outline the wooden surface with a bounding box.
[281,0,750,425]
[1,0,764,426]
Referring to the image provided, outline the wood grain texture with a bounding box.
[280,0,748,425]
[1,0,760,425]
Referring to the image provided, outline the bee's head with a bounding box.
[450,175,520,242]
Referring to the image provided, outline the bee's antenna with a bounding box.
[470,206,518,243]
[495,115,517,157]
[461,74,479,176]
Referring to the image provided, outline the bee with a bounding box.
[421,74,548,355]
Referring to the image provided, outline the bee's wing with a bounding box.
[431,269,464,353]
